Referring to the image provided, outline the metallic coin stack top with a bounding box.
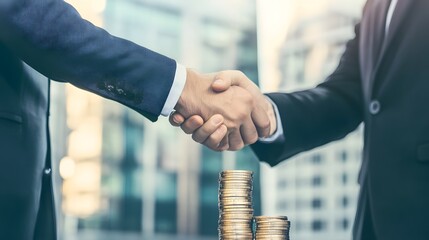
[254,216,290,240]
[218,170,254,240]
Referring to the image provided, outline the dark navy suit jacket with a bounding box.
[252,0,429,239]
[0,0,176,239]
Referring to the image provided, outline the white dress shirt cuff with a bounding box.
[160,63,187,116]
[258,96,284,143]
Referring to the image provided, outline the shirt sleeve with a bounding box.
[258,96,285,143]
[161,63,187,116]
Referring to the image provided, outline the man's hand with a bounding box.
[171,70,277,151]
[170,113,230,151]
[211,71,277,137]
[173,69,271,151]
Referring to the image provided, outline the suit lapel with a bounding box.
[372,0,391,66]
[370,0,413,94]
[378,0,413,59]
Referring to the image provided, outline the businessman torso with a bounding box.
[0,0,177,239]
[252,0,429,239]
[358,0,429,238]
[359,0,429,239]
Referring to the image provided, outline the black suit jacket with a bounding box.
[0,0,176,239]
[252,0,429,239]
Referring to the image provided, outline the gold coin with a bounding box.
[255,236,288,239]
[219,190,252,194]
[220,212,254,217]
[220,209,254,213]
[254,216,288,220]
[255,221,288,225]
[221,170,253,174]
[219,179,253,183]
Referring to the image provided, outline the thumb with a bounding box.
[211,77,232,92]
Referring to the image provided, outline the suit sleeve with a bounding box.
[0,0,176,121]
[251,23,364,166]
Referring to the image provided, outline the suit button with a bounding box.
[44,168,52,175]
[369,100,381,115]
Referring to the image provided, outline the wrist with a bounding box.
[176,68,196,115]
[175,68,211,118]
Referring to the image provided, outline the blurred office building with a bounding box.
[257,0,365,240]
[51,0,261,239]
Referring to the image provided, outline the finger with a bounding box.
[251,106,271,138]
[212,70,246,92]
[217,133,229,151]
[181,115,204,134]
[211,77,232,92]
[215,70,248,89]
[169,112,185,127]
[203,124,228,151]
[192,114,224,143]
[240,119,258,145]
[227,129,245,151]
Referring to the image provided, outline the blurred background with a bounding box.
[49,0,365,239]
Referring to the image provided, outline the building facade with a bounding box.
[51,0,262,239]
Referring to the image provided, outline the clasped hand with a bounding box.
[172,69,277,151]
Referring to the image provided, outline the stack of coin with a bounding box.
[254,216,290,240]
[218,170,254,240]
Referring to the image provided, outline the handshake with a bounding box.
[171,69,277,151]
